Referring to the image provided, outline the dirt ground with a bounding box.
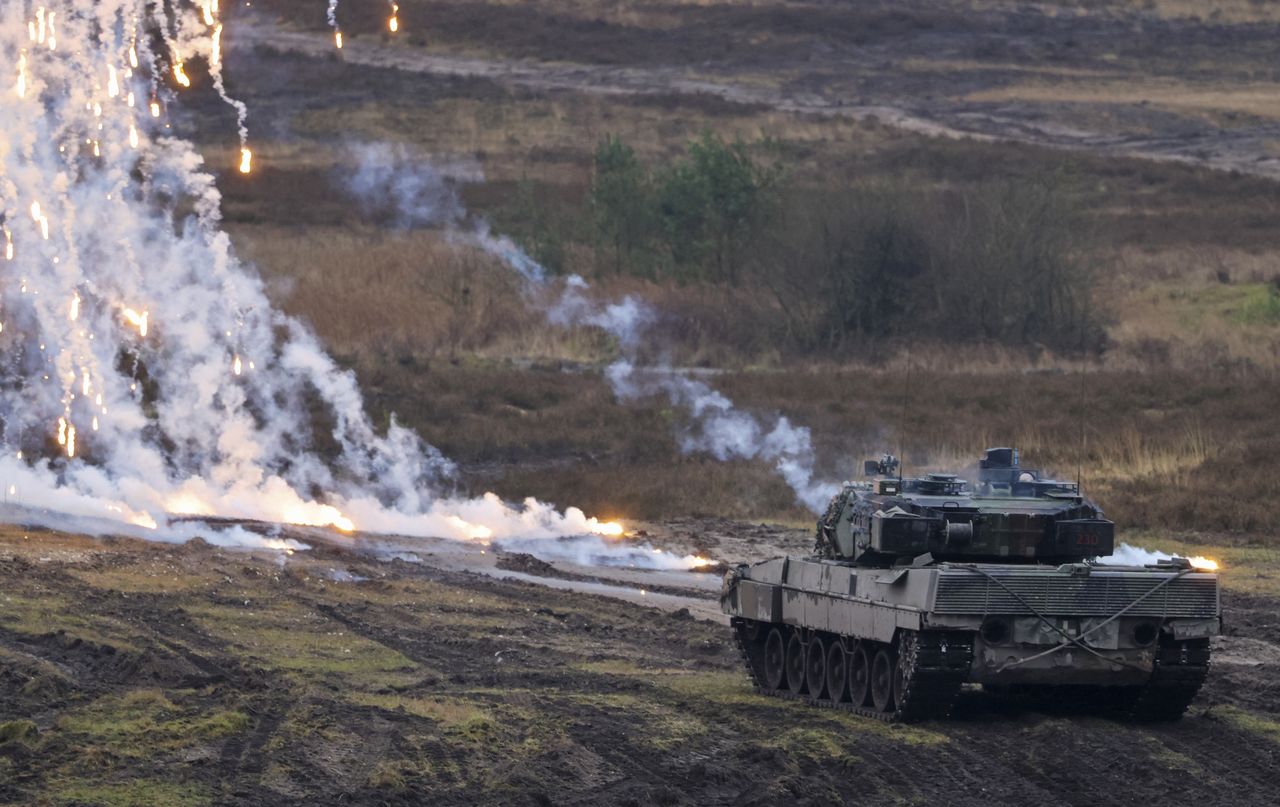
[235,0,1280,179]
[1,523,1278,806]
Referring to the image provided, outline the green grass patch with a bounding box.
[69,563,220,595]
[0,592,140,650]
[56,690,249,758]
[763,727,861,765]
[349,692,493,733]
[1215,705,1280,744]
[0,719,38,746]
[186,602,422,687]
[52,780,209,807]
[1233,283,1280,325]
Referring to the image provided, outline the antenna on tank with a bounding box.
[1076,363,1087,497]
[897,346,910,485]
[1075,297,1092,499]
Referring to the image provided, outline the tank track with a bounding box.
[730,618,972,722]
[1124,637,1211,721]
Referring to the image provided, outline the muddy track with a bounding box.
[234,20,1280,182]
[4,530,1280,805]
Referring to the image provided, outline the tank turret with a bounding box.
[815,447,1114,565]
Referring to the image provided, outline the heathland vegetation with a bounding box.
[201,0,1280,539]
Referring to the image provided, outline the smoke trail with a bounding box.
[1108,543,1218,570]
[0,3,629,556]
[343,143,840,512]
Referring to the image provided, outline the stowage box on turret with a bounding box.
[720,448,1220,721]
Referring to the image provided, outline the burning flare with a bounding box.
[239,148,252,174]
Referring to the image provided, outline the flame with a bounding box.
[239,148,252,174]
[129,124,139,149]
[1189,556,1219,572]
[445,515,494,541]
[232,355,242,375]
[130,512,158,530]
[334,30,343,49]
[202,1,216,26]
[281,502,355,532]
[150,100,160,118]
[166,492,214,517]
[122,307,149,337]
[211,24,223,67]
[129,45,139,69]
[107,64,119,97]
[589,520,625,537]
[388,5,400,33]
[689,556,713,568]
[68,294,79,321]
[173,62,190,87]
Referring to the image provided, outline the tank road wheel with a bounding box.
[785,632,808,695]
[826,640,849,703]
[805,635,828,699]
[849,643,872,706]
[763,628,786,692]
[871,646,897,713]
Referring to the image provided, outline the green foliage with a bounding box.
[507,135,1098,351]
[657,132,780,283]
[585,132,780,283]
[590,135,657,275]
[1235,279,1280,325]
[753,174,1102,351]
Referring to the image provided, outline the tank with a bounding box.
[721,447,1220,721]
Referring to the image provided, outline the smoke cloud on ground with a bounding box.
[0,3,664,568]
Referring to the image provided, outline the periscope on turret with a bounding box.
[720,448,1220,721]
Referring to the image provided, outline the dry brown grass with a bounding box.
[966,80,1280,124]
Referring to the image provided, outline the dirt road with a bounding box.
[234,17,1280,181]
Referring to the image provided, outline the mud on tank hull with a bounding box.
[721,556,1220,721]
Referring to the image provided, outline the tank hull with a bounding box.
[721,556,1219,721]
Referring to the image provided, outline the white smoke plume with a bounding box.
[342,143,840,513]
[0,2,625,555]
[1107,543,1218,571]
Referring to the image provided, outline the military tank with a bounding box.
[721,448,1220,721]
